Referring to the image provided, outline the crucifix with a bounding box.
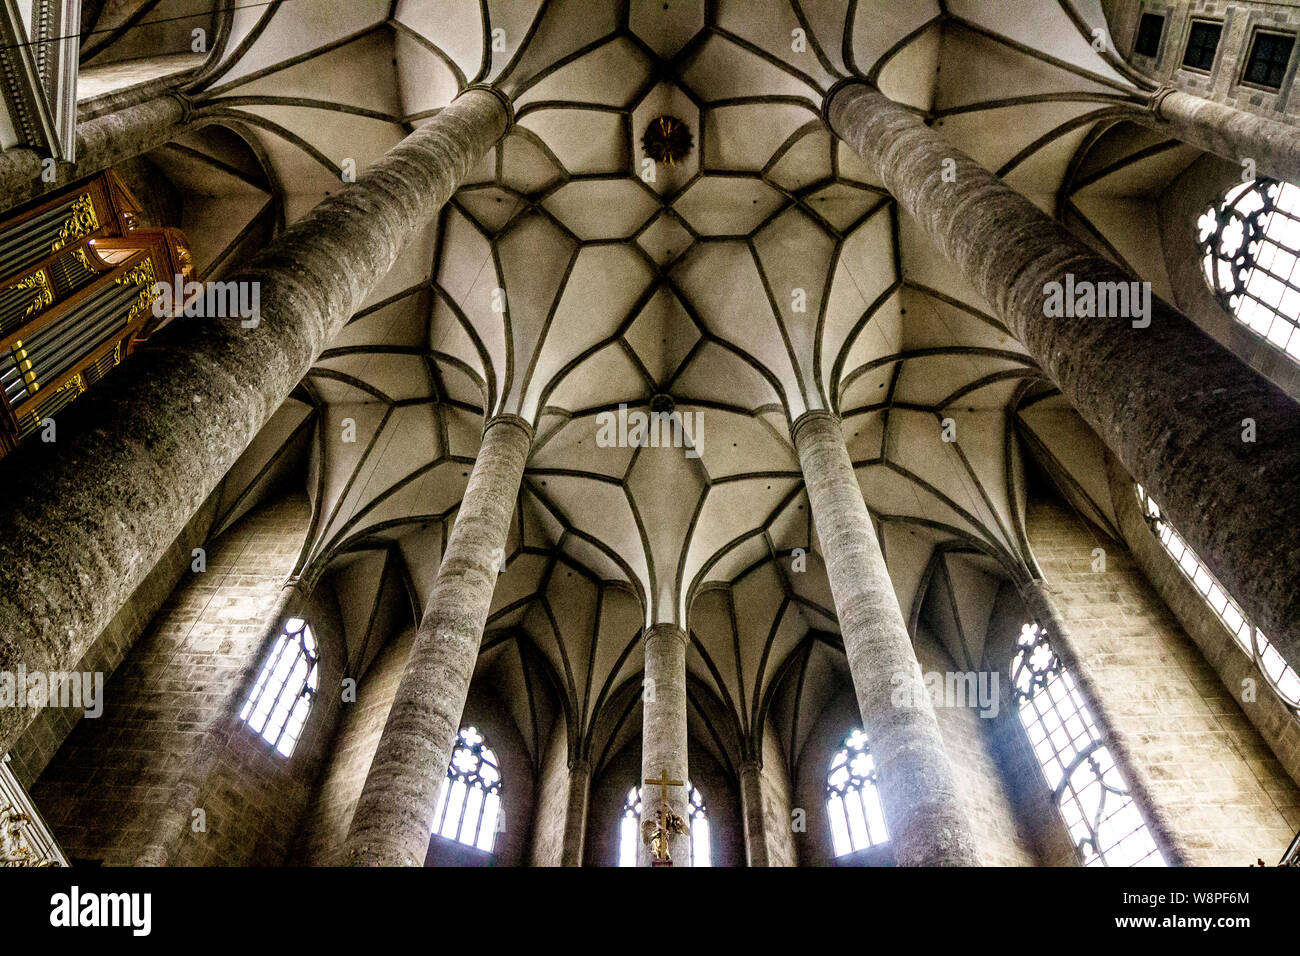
[641,768,689,866]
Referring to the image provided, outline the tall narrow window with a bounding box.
[618,782,711,866]
[1013,623,1165,867]
[1138,486,1300,714]
[1244,31,1295,89]
[1182,21,1222,72]
[1198,178,1300,360]
[826,728,888,856]
[1134,13,1165,58]
[432,726,501,853]
[239,617,318,757]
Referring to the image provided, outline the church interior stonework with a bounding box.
[2,0,1300,903]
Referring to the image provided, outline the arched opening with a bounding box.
[239,617,319,758]
[826,728,888,857]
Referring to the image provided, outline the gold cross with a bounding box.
[644,768,684,813]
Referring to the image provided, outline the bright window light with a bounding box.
[1137,485,1300,713]
[618,782,711,866]
[1013,623,1165,867]
[431,726,502,853]
[826,728,889,856]
[1199,178,1300,362]
[239,617,318,757]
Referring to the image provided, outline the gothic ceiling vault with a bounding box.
[106,0,1204,778]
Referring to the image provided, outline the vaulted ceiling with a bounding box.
[160,0,1202,776]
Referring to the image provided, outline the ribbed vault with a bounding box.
[190,0,1215,764]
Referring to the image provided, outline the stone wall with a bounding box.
[293,627,414,864]
[1108,460,1300,801]
[29,494,311,865]
[1027,494,1299,865]
[1108,0,1300,119]
[916,634,1040,867]
[527,716,570,866]
[8,492,219,787]
[755,724,797,866]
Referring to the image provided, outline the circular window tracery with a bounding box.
[1198,177,1300,359]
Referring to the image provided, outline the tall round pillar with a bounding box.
[825,79,1300,674]
[345,415,531,866]
[0,87,512,759]
[638,623,691,867]
[793,410,980,867]
[1142,86,1300,186]
[738,760,770,868]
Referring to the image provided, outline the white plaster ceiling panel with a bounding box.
[714,0,838,92]
[848,0,941,76]
[516,37,653,110]
[945,0,1131,88]
[874,21,942,112]
[223,31,405,116]
[630,0,706,60]
[210,0,390,91]
[541,179,661,240]
[496,0,620,98]
[200,0,1191,735]
[704,102,817,173]
[393,0,484,85]
[395,33,462,122]
[679,32,818,103]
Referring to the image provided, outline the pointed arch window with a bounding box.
[1012,622,1164,866]
[1137,486,1300,714]
[432,726,501,853]
[618,782,711,866]
[239,617,318,757]
[1198,178,1300,362]
[826,728,888,856]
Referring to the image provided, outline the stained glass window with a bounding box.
[826,728,888,856]
[1198,178,1300,361]
[432,726,502,853]
[1013,622,1164,867]
[1138,485,1300,714]
[239,617,318,757]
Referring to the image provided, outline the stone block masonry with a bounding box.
[1027,496,1298,865]
[29,496,311,866]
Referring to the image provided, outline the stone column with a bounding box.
[345,415,531,866]
[738,760,770,868]
[1139,87,1300,186]
[0,87,512,759]
[560,759,590,867]
[825,80,1300,673]
[793,410,980,867]
[0,93,190,208]
[638,623,691,867]
[136,582,304,866]
[1019,579,1191,866]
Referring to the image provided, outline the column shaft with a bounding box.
[0,87,510,758]
[1020,580,1191,866]
[1141,88,1300,185]
[739,761,770,868]
[560,759,590,867]
[793,410,980,867]
[639,623,690,867]
[0,93,189,208]
[827,81,1300,672]
[345,415,531,866]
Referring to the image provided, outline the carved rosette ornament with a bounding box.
[641,115,693,166]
